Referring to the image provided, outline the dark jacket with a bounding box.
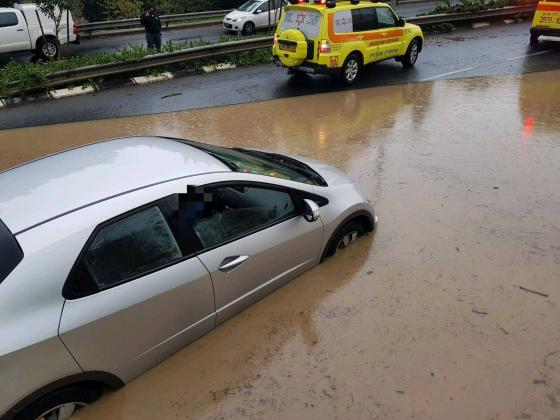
[140,12,162,34]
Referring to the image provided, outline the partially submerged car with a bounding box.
[0,136,376,420]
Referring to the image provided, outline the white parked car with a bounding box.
[223,0,286,35]
[0,3,77,60]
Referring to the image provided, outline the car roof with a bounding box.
[0,137,230,235]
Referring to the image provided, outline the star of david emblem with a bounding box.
[295,11,306,25]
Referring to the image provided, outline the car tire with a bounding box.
[401,39,420,68]
[323,220,366,260]
[339,54,361,86]
[37,38,60,60]
[242,21,255,36]
[530,33,539,46]
[16,387,101,420]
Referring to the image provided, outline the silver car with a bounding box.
[0,137,376,420]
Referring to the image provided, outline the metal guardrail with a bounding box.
[5,4,537,97]
[76,10,232,37]
[4,37,273,97]
[407,4,537,24]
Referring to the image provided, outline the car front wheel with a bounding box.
[16,387,101,420]
[323,220,366,260]
[242,21,255,35]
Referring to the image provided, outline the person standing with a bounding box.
[140,5,162,51]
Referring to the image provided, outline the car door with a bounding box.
[0,11,30,53]
[373,6,403,59]
[187,183,324,324]
[351,7,378,64]
[59,197,216,382]
[254,0,271,28]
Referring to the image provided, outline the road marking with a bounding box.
[421,67,474,82]
[132,72,174,84]
[505,50,550,61]
[421,50,549,83]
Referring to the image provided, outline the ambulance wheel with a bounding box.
[402,39,420,68]
[339,54,361,86]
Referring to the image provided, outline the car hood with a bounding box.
[225,10,250,19]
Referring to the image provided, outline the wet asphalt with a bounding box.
[1,20,559,131]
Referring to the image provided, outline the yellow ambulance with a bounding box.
[530,0,560,45]
[272,0,424,85]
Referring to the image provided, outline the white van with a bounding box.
[0,3,77,60]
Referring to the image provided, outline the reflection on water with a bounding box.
[1,71,560,420]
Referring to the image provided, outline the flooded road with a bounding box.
[1,70,560,420]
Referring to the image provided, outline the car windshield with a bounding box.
[184,141,324,185]
[237,0,262,12]
[280,8,322,39]
[0,218,23,285]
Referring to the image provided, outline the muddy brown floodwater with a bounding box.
[1,70,560,420]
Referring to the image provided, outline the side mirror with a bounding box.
[255,9,262,14]
[302,199,320,222]
[398,17,406,27]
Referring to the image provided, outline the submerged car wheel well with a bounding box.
[6,371,124,419]
[320,211,374,262]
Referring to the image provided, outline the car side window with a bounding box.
[191,185,298,249]
[257,1,270,12]
[351,8,376,32]
[67,205,183,297]
[0,12,19,28]
[375,7,397,29]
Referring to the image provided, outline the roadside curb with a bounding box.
[0,63,236,108]
[50,86,96,99]
[202,63,237,73]
[132,72,174,84]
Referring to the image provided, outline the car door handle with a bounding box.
[219,255,249,272]
[17,29,24,31]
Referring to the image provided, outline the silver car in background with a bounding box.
[0,137,376,420]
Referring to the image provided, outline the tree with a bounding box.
[34,0,79,50]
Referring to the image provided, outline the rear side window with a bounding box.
[280,9,322,38]
[333,10,353,33]
[0,12,19,28]
[351,8,375,32]
[66,204,184,297]
[0,219,23,284]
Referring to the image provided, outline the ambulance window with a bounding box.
[351,8,375,32]
[281,9,322,38]
[333,10,353,33]
[375,7,397,29]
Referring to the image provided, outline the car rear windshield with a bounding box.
[0,219,23,284]
[280,9,322,39]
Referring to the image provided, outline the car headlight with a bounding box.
[231,18,237,22]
